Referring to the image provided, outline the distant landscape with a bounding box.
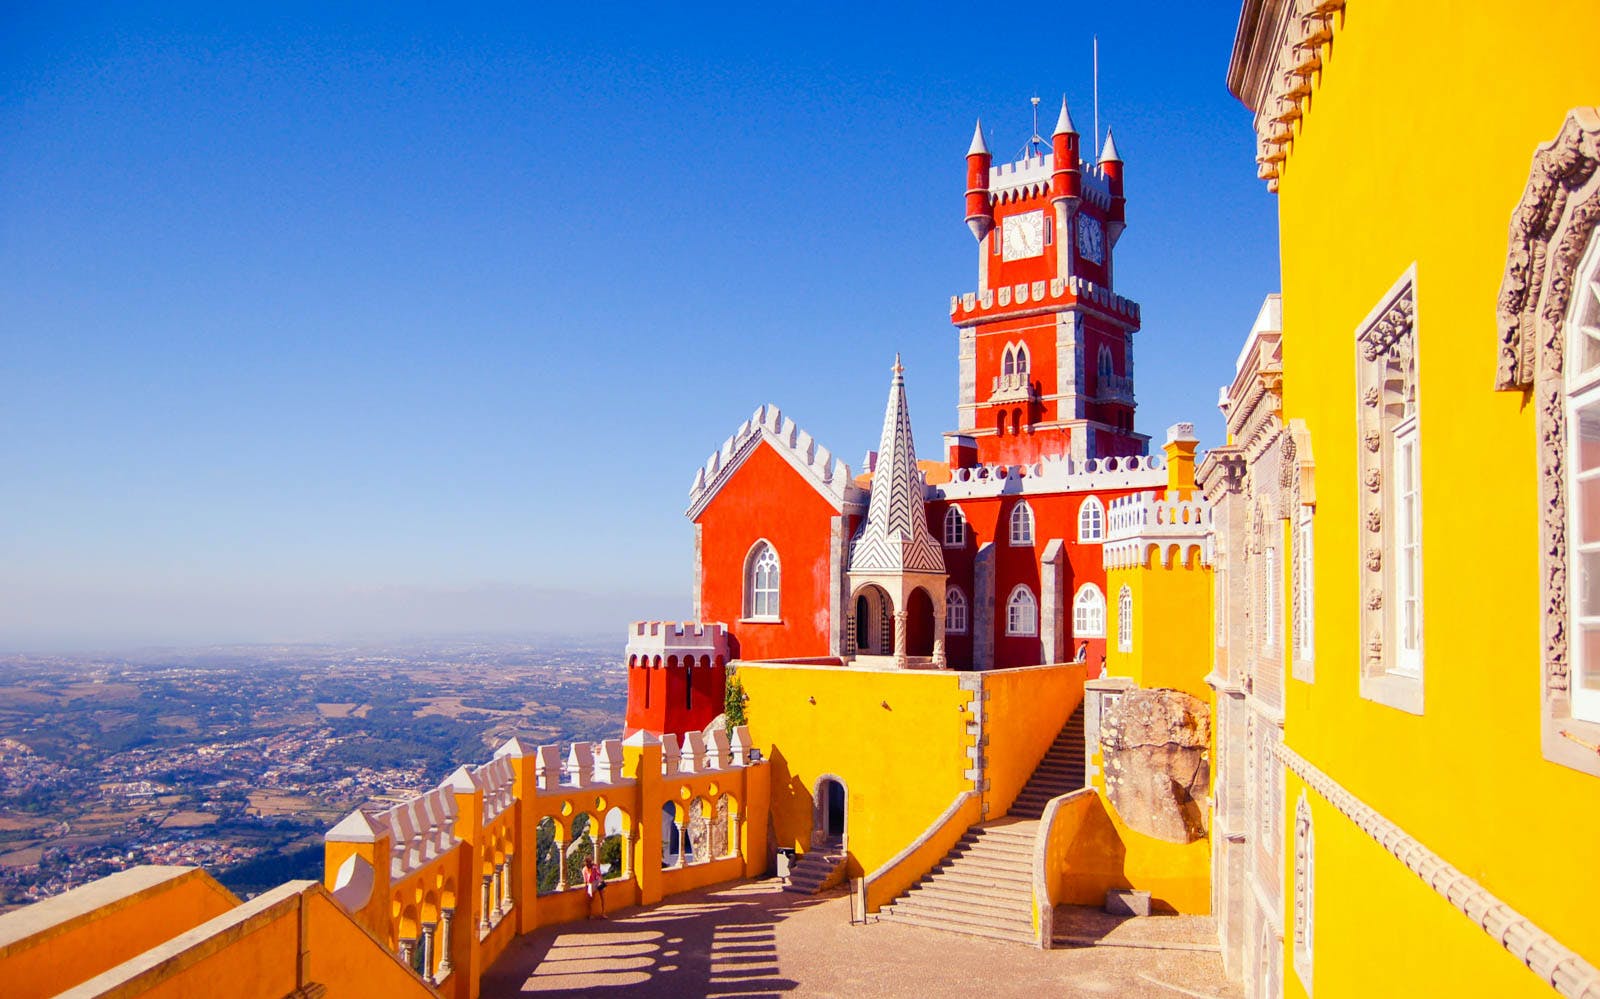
[0,640,626,911]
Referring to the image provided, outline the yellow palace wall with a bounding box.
[1272,3,1600,994]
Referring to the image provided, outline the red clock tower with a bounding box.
[947,100,1147,468]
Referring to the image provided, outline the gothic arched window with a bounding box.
[1079,496,1105,542]
[943,506,967,548]
[1073,584,1106,638]
[946,588,969,635]
[1009,501,1034,546]
[1005,586,1037,636]
[744,541,780,620]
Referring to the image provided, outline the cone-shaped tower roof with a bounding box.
[1099,128,1122,163]
[967,119,990,157]
[849,356,945,575]
[1053,97,1077,137]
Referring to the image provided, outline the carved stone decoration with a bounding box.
[1279,434,1298,488]
[1099,688,1212,844]
[1292,791,1314,990]
[1495,107,1600,778]
[1355,275,1417,686]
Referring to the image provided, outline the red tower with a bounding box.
[946,101,1146,468]
[623,621,729,739]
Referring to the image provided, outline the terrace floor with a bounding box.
[480,880,1241,998]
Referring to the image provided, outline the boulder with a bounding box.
[1099,688,1211,844]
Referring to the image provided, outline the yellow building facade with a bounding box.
[1226,2,1600,996]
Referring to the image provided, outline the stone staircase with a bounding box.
[877,704,1088,943]
[783,843,847,895]
[1009,702,1086,820]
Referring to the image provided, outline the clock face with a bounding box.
[1001,210,1045,262]
[1076,214,1105,265]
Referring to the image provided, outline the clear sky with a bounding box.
[0,3,1280,650]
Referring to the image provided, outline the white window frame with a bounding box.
[1117,585,1132,653]
[743,541,781,621]
[946,587,969,635]
[1009,501,1034,546]
[1006,585,1038,637]
[1073,584,1106,638]
[1078,496,1105,542]
[942,506,967,548]
[1392,415,1422,678]
[1262,546,1280,653]
[1567,286,1600,722]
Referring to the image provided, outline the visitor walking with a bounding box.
[582,857,606,919]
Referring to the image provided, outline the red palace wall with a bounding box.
[928,488,1140,673]
[695,441,840,661]
[625,656,726,738]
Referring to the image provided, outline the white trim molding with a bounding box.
[1277,742,1600,998]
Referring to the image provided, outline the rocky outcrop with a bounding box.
[1100,688,1211,844]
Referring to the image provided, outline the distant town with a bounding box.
[0,640,626,911]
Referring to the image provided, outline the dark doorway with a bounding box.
[821,778,845,841]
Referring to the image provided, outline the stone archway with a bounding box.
[852,585,893,655]
[811,774,848,849]
[906,587,936,657]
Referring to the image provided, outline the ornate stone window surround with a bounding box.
[1292,789,1314,995]
[1495,107,1600,777]
[1117,585,1133,653]
[1354,265,1424,715]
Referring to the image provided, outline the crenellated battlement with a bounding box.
[988,152,1112,208]
[1102,490,1213,570]
[951,274,1140,327]
[626,620,729,659]
[687,403,867,518]
[931,452,1166,501]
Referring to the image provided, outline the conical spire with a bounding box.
[1099,128,1122,163]
[849,356,945,575]
[1053,96,1077,137]
[967,119,990,157]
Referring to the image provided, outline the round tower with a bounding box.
[964,120,994,242]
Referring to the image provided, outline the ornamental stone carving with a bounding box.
[1494,107,1600,778]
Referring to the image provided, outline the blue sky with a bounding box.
[0,3,1279,649]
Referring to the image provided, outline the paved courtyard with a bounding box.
[480,880,1241,998]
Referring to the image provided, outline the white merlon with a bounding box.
[626,620,729,663]
[688,403,866,518]
[989,153,1111,205]
[953,275,1140,323]
[933,452,1167,501]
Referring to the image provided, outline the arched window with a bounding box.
[1016,344,1030,375]
[1005,586,1037,636]
[1098,344,1113,379]
[1566,235,1600,723]
[942,506,967,548]
[945,588,969,635]
[1078,496,1105,542]
[1002,345,1016,377]
[1009,501,1034,546]
[744,541,780,620]
[1117,586,1133,652]
[1073,584,1106,638]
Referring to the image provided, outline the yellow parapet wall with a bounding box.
[737,661,975,877]
[0,866,238,999]
[983,663,1086,819]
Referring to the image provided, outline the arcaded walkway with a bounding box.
[480,881,1240,998]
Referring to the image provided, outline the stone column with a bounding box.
[621,832,633,877]
[730,811,743,858]
[894,609,909,669]
[933,603,948,668]
[674,820,687,868]
[479,876,493,933]
[436,909,454,979]
[500,860,514,913]
[556,846,569,891]
[419,922,436,981]
[398,937,416,970]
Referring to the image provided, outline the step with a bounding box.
[904,884,1033,920]
[927,866,1033,891]
[879,906,1034,945]
[893,896,1033,930]
[941,847,1033,869]
[954,836,1034,855]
